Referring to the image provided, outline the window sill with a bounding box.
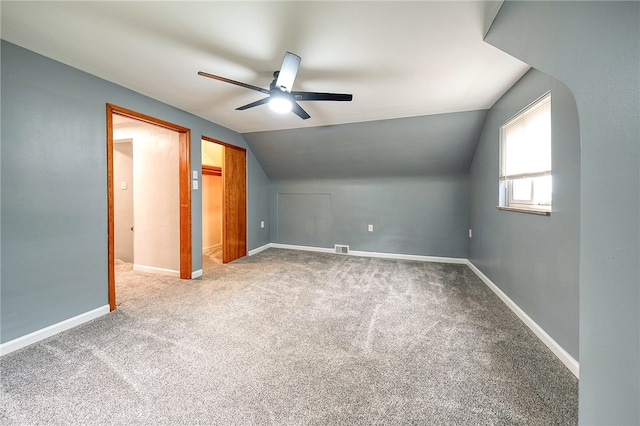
[496,206,551,216]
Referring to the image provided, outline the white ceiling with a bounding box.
[1,1,528,134]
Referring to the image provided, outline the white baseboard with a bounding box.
[0,305,110,356]
[466,261,579,378]
[133,264,180,277]
[265,243,466,264]
[348,249,467,264]
[248,243,272,256]
[134,265,201,279]
[269,243,335,254]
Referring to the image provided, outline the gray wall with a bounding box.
[0,41,270,343]
[246,109,488,260]
[486,2,640,424]
[247,150,271,250]
[468,69,580,359]
[271,176,469,258]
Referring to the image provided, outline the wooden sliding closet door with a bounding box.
[223,145,247,263]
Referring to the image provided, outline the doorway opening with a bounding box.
[107,104,192,311]
[201,141,224,267]
[201,136,247,268]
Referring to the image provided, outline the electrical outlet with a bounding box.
[260,221,265,229]
[368,224,374,232]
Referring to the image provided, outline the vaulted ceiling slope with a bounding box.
[0,1,527,134]
[243,110,488,180]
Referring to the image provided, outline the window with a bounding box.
[499,92,551,215]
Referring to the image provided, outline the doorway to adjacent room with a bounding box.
[107,104,192,311]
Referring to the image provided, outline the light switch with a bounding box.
[192,180,199,190]
[192,170,198,179]
[120,181,127,190]
[261,221,265,228]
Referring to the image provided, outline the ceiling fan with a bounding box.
[198,52,353,120]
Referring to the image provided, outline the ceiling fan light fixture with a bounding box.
[199,51,351,120]
[269,96,292,113]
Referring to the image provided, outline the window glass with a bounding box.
[512,178,533,201]
[500,93,552,213]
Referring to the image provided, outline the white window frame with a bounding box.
[499,92,552,215]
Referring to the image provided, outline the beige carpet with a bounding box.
[1,248,578,425]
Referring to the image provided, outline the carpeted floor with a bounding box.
[0,248,578,425]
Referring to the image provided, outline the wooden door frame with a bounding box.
[107,104,192,311]
[201,136,247,264]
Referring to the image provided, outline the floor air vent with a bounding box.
[335,244,349,254]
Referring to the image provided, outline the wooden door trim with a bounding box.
[107,104,192,311]
[107,110,115,310]
[202,135,247,153]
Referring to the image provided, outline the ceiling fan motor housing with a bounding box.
[199,51,352,120]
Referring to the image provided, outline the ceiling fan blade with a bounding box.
[291,102,310,120]
[236,97,271,111]
[292,91,353,102]
[198,71,270,94]
[275,52,301,93]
